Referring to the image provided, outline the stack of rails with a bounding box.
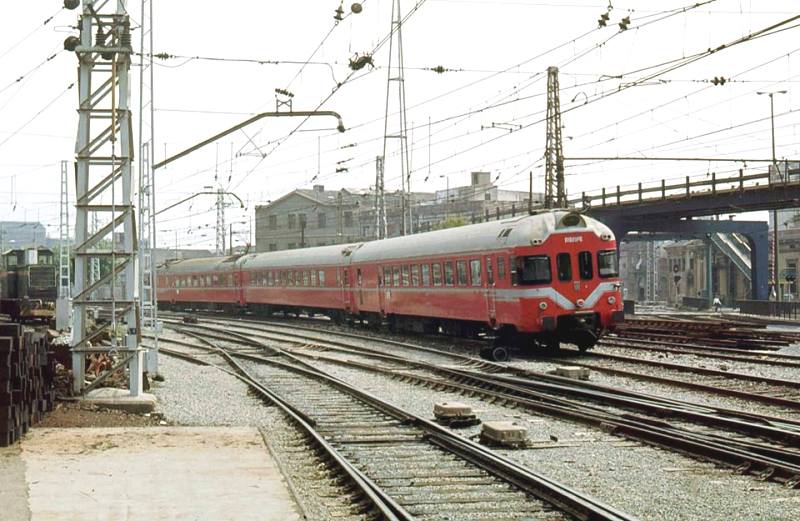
[611,316,800,350]
[0,323,56,447]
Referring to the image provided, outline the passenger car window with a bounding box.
[383,266,391,287]
[498,257,506,281]
[402,266,410,286]
[578,251,593,280]
[598,250,619,278]
[422,264,431,286]
[470,260,482,286]
[444,262,455,286]
[486,257,494,285]
[456,261,468,285]
[518,256,551,285]
[411,265,420,286]
[557,253,572,282]
[432,263,442,286]
[393,266,400,286]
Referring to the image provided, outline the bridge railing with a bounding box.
[737,299,800,320]
[568,170,772,209]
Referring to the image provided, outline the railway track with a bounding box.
[155,324,635,521]
[155,316,800,488]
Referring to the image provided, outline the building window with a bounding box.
[484,193,491,201]
[456,261,468,285]
[470,259,482,286]
[288,214,296,229]
[288,242,296,249]
[268,243,277,251]
[318,213,327,229]
[268,215,277,230]
[344,211,353,227]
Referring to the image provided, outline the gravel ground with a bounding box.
[305,357,800,521]
[150,353,372,521]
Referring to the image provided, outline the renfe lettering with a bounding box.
[564,236,583,243]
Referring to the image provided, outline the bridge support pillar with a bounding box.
[605,218,769,302]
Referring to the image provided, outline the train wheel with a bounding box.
[480,345,509,362]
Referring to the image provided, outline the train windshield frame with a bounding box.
[598,250,619,278]
[518,255,551,286]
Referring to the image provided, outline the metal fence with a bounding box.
[737,300,800,320]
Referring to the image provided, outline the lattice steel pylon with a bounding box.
[216,188,226,256]
[138,0,158,375]
[374,155,387,239]
[70,0,142,395]
[544,66,566,209]
[381,0,413,235]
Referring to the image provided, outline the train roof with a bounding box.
[238,242,361,271]
[352,210,614,263]
[159,255,240,274]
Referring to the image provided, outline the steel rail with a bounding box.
[161,324,638,521]
[158,315,800,425]
[159,325,800,488]
[597,338,800,367]
[156,344,411,521]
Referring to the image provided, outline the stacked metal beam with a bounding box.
[0,324,55,447]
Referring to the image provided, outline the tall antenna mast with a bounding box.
[544,66,565,208]
[381,0,413,235]
[216,188,226,256]
[374,155,386,239]
[57,161,71,331]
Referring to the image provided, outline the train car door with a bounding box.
[341,268,352,313]
[378,266,386,316]
[357,268,364,306]
[485,256,497,323]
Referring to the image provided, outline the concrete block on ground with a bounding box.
[84,388,157,414]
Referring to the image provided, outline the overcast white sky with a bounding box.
[1,1,798,250]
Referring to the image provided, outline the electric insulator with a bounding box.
[121,26,132,47]
[351,3,362,13]
[95,27,106,47]
[64,35,80,51]
[63,0,80,9]
[619,16,630,30]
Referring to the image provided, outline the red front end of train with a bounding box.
[158,211,624,351]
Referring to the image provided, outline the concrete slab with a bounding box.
[19,427,301,521]
[0,445,32,521]
[83,388,157,414]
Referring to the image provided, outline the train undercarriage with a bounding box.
[159,300,608,361]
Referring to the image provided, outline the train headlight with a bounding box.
[538,301,548,310]
[576,299,585,308]
[607,296,616,305]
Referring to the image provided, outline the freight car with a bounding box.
[0,247,57,322]
[158,211,624,355]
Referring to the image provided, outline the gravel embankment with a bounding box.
[301,357,800,521]
[150,354,372,521]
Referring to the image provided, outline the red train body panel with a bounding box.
[157,211,624,350]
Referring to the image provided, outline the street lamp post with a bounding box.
[758,90,788,300]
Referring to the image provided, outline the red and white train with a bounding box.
[157,210,624,354]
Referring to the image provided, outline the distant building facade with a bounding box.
[0,221,48,250]
[254,172,544,252]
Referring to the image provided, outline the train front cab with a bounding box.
[508,227,623,351]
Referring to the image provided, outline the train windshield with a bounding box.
[519,256,551,285]
[598,250,619,278]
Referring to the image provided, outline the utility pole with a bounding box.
[138,0,158,375]
[216,188,226,256]
[68,0,142,396]
[57,161,71,331]
[528,171,533,214]
[544,66,565,209]
[758,90,788,300]
[229,223,233,255]
[374,156,386,239]
[381,0,412,235]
